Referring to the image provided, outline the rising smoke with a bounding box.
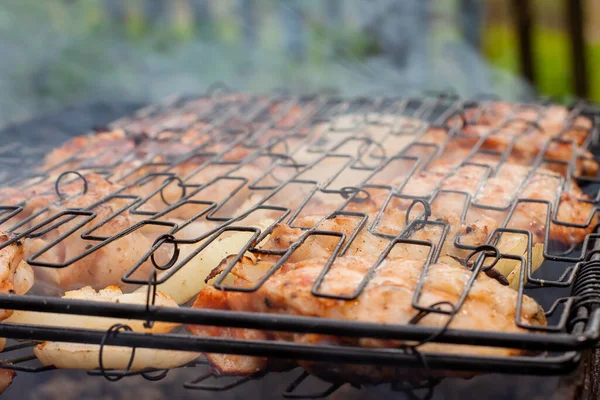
[0,1,534,128]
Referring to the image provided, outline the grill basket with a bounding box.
[1,87,600,397]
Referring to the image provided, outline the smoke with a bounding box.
[0,1,534,128]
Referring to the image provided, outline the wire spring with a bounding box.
[54,171,88,201]
[569,259,600,330]
[339,186,371,203]
[405,199,432,232]
[98,324,136,382]
[150,234,180,271]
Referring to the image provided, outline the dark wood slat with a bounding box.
[510,0,535,85]
[566,0,589,98]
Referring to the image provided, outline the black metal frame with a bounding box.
[1,87,600,396]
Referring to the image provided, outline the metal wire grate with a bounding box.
[0,87,600,395]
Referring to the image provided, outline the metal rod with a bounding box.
[0,294,599,352]
[0,324,582,376]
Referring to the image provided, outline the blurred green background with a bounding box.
[0,0,597,128]
[483,0,600,101]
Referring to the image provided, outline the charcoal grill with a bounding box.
[0,86,600,398]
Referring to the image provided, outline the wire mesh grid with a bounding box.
[0,85,599,395]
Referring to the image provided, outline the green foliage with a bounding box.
[483,25,520,74]
[338,28,380,59]
[124,2,149,41]
[305,18,379,64]
[484,23,600,102]
[532,28,573,98]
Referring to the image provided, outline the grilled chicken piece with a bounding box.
[387,163,596,246]
[0,235,35,396]
[254,159,594,254]
[94,125,282,222]
[111,152,274,223]
[463,102,592,144]
[161,162,267,219]
[0,233,34,320]
[0,173,116,222]
[0,234,24,299]
[111,92,252,136]
[187,285,269,375]
[260,213,492,268]
[190,256,546,383]
[361,171,593,258]
[0,173,168,290]
[26,204,165,290]
[416,125,598,178]
[0,235,33,398]
[334,154,593,246]
[0,369,15,396]
[42,130,135,173]
[459,103,598,176]
[462,125,597,177]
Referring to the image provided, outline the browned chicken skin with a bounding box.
[0,173,168,290]
[0,369,15,396]
[460,102,597,177]
[253,161,595,263]
[183,105,597,383]
[414,124,598,178]
[382,162,596,246]
[0,233,33,319]
[463,102,592,144]
[42,130,136,174]
[190,255,546,383]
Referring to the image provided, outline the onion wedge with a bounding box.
[491,234,544,289]
[0,261,34,322]
[6,286,179,333]
[14,261,34,297]
[27,286,198,370]
[439,234,544,291]
[507,243,545,290]
[34,342,199,371]
[136,219,275,304]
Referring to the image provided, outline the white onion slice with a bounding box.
[0,261,35,322]
[34,342,199,371]
[6,286,179,333]
[14,261,34,296]
[137,219,274,304]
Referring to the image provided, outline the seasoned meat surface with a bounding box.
[460,102,597,176]
[189,256,546,382]
[0,173,167,290]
